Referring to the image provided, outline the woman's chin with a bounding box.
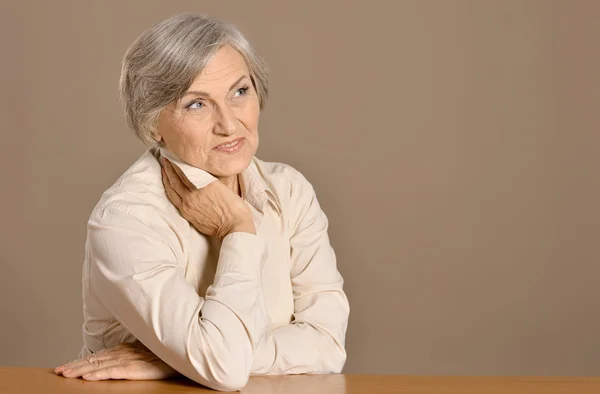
[208,155,253,177]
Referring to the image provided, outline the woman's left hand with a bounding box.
[54,341,179,381]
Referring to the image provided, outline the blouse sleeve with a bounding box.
[251,167,350,374]
[86,206,269,391]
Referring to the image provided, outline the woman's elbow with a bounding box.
[187,346,253,391]
[325,346,347,374]
[212,357,252,392]
[206,372,250,392]
[187,364,250,392]
[322,344,347,374]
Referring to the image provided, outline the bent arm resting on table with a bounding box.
[85,207,269,391]
[251,168,350,375]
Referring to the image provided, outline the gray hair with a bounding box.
[119,13,269,146]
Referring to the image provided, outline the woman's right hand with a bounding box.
[161,158,255,239]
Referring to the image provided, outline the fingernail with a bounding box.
[63,369,72,375]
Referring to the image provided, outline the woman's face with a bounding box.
[155,45,260,177]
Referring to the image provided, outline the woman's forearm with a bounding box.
[250,290,349,375]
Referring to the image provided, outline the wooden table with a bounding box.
[2,367,600,393]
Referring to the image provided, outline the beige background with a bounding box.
[1,0,599,376]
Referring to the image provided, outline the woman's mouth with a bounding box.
[213,137,245,153]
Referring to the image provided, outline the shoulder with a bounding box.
[252,158,324,233]
[252,157,316,203]
[89,148,177,228]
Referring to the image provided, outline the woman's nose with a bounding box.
[214,106,237,135]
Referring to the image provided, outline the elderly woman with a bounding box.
[53,13,349,392]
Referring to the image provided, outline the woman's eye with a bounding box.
[187,101,204,109]
[234,86,249,97]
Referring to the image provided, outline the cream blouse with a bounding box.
[79,147,349,391]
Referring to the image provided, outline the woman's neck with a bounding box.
[217,175,241,197]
